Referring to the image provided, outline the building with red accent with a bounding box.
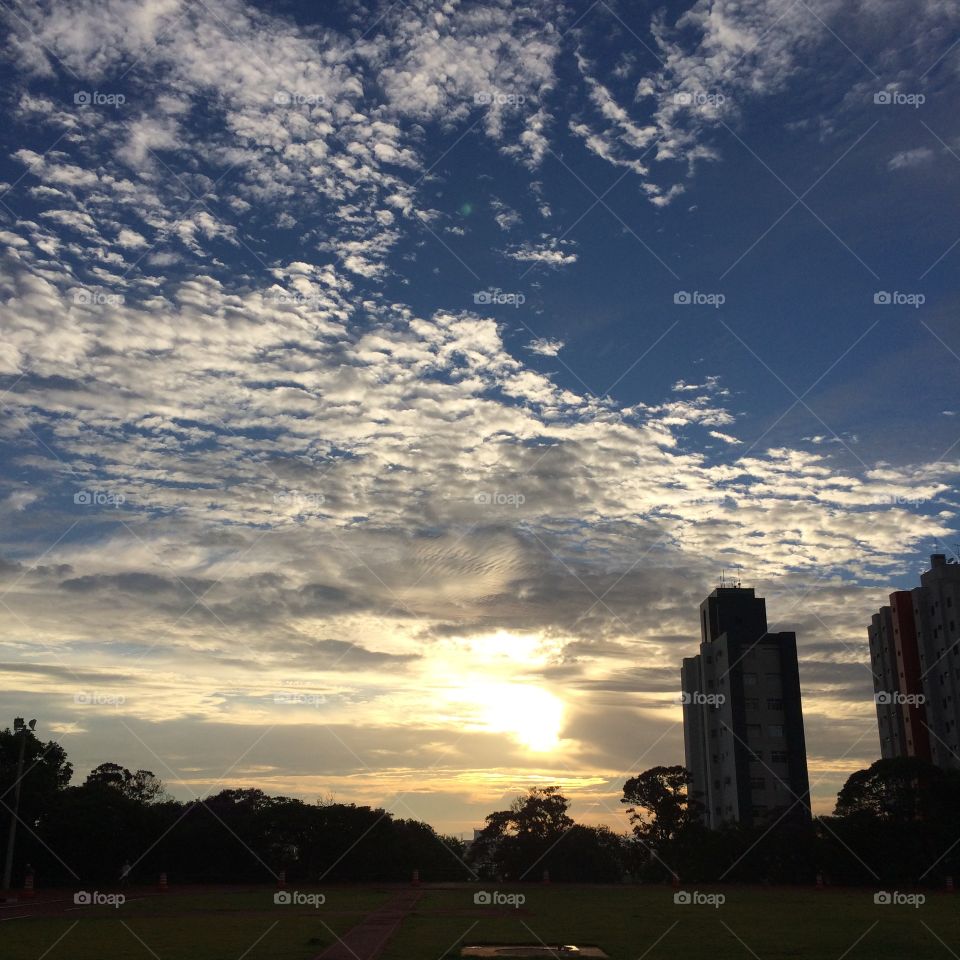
[868,554,960,768]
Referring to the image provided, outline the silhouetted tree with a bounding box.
[621,765,700,845]
[834,757,960,822]
[621,765,704,881]
[546,824,628,882]
[0,724,72,884]
[820,758,960,886]
[85,763,170,803]
[470,786,574,881]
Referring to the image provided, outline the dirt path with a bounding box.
[314,887,422,960]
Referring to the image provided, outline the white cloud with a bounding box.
[888,147,935,170]
[491,198,522,231]
[526,336,564,356]
[709,430,743,444]
[116,227,148,248]
[505,237,577,266]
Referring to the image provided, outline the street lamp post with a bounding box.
[2,718,36,893]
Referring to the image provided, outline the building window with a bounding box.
[747,724,762,738]
[750,777,765,790]
[768,724,784,738]
[767,698,783,711]
[771,751,788,763]
[743,673,757,686]
[745,698,759,710]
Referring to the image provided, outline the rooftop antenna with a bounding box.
[735,564,742,588]
[720,568,726,588]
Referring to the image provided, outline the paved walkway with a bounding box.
[314,887,422,960]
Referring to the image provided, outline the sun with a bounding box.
[466,681,565,752]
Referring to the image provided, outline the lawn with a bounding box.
[1,886,392,960]
[384,884,960,960]
[3,884,958,959]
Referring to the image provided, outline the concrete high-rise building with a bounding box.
[868,553,960,768]
[681,584,811,829]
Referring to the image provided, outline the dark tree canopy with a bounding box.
[834,757,960,822]
[621,765,700,845]
[5,733,959,889]
[0,722,72,822]
[85,763,170,804]
[470,786,582,881]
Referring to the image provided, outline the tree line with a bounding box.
[2,722,957,887]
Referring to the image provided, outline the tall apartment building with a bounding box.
[868,553,960,768]
[681,585,811,828]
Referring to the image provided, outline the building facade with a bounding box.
[681,585,811,829]
[868,553,960,768]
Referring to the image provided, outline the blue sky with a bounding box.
[0,0,958,833]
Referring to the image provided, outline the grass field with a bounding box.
[384,885,960,959]
[1,887,391,960]
[2,884,958,959]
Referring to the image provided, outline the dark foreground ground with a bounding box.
[1,883,957,959]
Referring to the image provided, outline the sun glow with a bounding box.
[464,680,565,752]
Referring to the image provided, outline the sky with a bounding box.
[0,0,958,837]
